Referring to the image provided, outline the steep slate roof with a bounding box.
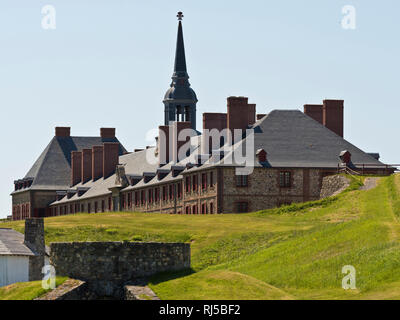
[0,228,35,256]
[214,110,384,169]
[12,136,127,194]
[51,110,386,206]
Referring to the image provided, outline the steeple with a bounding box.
[164,12,198,130]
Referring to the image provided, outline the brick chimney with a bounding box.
[158,125,172,165]
[24,218,45,281]
[100,128,116,139]
[103,142,120,178]
[202,113,227,154]
[227,96,256,143]
[304,104,323,125]
[55,127,70,137]
[172,121,194,163]
[323,100,344,137]
[71,151,82,186]
[92,146,104,181]
[81,149,92,184]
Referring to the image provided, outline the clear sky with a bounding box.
[0,0,399,218]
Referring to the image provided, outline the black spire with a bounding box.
[163,12,198,130]
[173,20,187,74]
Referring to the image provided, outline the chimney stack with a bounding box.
[323,100,344,137]
[71,151,82,186]
[100,128,116,139]
[81,149,92,184]
[55,127,70,137]
[172,121,193,163]
[227,96,256,143]
[158,125,172,166]
[24,218,45,281]
[304,104,323,125]
[103,142,120,178]
[92,146,104,181]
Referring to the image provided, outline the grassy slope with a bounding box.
[0,277,68,300]
[2,174,400,300]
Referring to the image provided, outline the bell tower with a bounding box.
[163,12,198,130]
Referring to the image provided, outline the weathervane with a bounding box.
[177,11,184,21]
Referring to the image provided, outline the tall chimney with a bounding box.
[172,121,193,163]
[81,149,92,184]
[103,142,120,178]
[227,96,256,143]
[92,146,104,181]
[304,104,323,125]
[71,151,82,186]
[55,127,71,137]
[158,125,172,165]
[323,100,344,137]
[202,113,227,154]
[100,128,116,139]
[24,218,45,281]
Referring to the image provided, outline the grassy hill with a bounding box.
[2,174,400,300]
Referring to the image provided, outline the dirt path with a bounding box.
[359,177,380,191]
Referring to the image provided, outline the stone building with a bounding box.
[11,13,394,220]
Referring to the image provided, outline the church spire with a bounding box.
[174,15,187,74]
[163,12,198,130]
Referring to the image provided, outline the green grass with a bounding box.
[0,277,68,300]
[2,174,400,300]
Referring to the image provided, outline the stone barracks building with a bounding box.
[11,13,393,220]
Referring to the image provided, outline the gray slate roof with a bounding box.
[51,110,386,206]
[12,136,127,194]
[0,228,35,256]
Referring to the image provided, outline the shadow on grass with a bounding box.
[149,268,196,285]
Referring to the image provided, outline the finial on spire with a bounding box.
[177,11,184,21]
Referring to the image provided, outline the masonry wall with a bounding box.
[221,167,323,213]
[50,242,191,297]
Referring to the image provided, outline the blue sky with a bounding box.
[0,0,399,218]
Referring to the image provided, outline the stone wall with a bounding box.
[50,242,191,298]
[221,167,322,213]
[320,174,350,199]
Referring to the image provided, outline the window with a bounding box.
[192,205,197,214]
[148,189,153,203]
[192,175,198,191]
[279,171,291,188]
[201,203,206,214]
[202,173,207,190]
[177,182,182,199]
[155,188,159,202]
[169,185,174,200]
[141,190,145,205]
[236,202,248,213]
[236,175,248,187]
[162,186,167,201]
[135,192,140,206]
[94,202,98,213]
[122,194,126,209]
[185,176,191,193]
[210,202,214,214]
[210,172,214,186]
[128,193,132,208]
[108,197,112,211]
[70,204,73,214]
[101,200,105,212]
[186,206,191,214]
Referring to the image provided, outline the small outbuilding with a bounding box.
[0,218,48,287]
